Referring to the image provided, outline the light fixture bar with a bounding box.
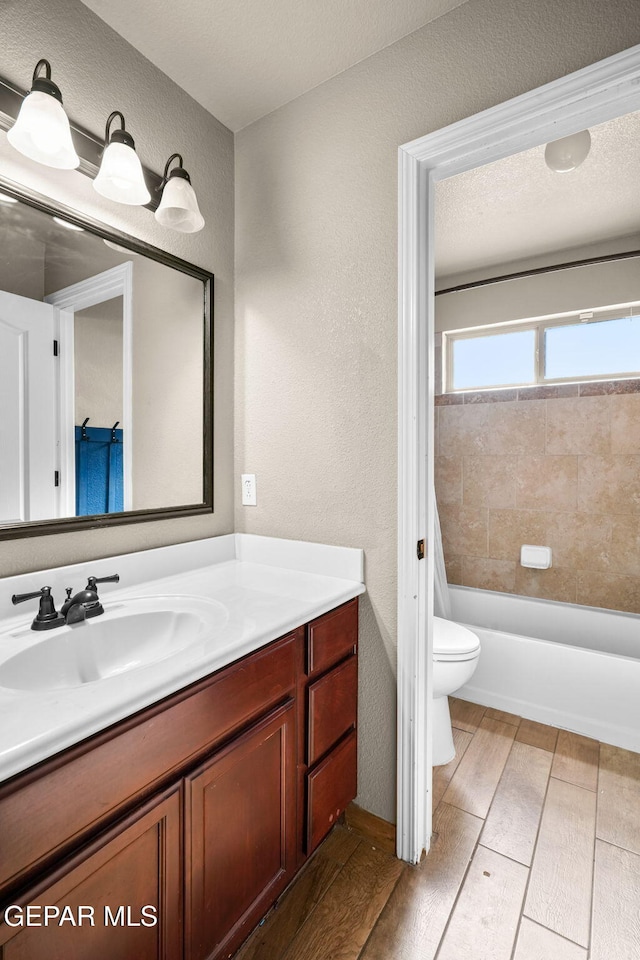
[0,72,162,210]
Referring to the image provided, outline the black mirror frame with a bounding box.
[0,177,214,541]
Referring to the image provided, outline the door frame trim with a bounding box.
[46,262,134,515]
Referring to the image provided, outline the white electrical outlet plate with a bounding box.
[241,474,257,506]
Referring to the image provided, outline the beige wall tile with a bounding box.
[576,570,640,613]
[435,457,463,505]
[437,398,640,612]
[445,555,463,585]
[488,509,548,561]
[610,516,640,577]
[487,401,546,455]
[578,455,640,515]
[439,504,488,557]
[462,456,517,508]
[515,566,577,603]
[546,512,613,571]
[439,404,491,456]
[610,394,640,454]
[516,456,578,510]
[462,557,516,592]
[545,396,611,455]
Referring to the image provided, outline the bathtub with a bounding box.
[451,585,640,752]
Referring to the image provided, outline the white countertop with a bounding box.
[0,535,365,784]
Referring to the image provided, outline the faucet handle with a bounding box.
[86,574,120,591]
[11,586,65,631]
[12,587,50,605]
[82,574,118,619]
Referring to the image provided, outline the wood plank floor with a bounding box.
[234,698,640,960]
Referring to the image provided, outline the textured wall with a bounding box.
[235,0,640,820]
[0,0,234,573]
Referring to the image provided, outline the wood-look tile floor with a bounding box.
[235,698,640,960]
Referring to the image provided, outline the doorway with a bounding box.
[396,44,640,864]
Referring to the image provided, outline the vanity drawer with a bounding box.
[0,632,298,897]
[307,599,358,678]
[306,730,357,854]
[307,655,357,766]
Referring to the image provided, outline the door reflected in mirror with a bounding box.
[0,184,212,536]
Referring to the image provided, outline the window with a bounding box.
[444,305,640,392]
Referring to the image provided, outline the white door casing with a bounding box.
[45,262,134,515]
[0,290,58,523]
[397,44,640,864]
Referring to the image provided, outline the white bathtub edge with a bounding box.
[456,680,640,754]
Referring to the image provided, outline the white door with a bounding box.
[0,290,58,523]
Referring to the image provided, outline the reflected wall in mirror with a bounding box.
[0,182,213,538]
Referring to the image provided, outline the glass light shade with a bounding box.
[93,141,151,206]
[544,130,591,173]
[155,175,205,233]
[7,90,79,169]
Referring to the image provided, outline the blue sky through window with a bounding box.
[545,315,640,379]
[452,328,536,389]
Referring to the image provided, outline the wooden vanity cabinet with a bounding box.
[186,701,296,960]
[0,784,183,960]
[302,599,358,857]
[0,599,359,960]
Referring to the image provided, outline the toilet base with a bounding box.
[432,695,456,766]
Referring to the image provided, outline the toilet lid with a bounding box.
[433,617,480,657]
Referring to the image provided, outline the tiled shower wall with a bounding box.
[434,380,640,613]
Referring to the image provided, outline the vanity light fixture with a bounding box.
[7,60,79,170]
[544,129,591,173]
[155,153,205,233]
[93,111,151,206]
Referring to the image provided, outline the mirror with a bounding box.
[0,180,213,539]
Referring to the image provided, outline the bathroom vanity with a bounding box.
[0,535,364,960]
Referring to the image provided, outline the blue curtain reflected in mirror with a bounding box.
[75,421,123,515]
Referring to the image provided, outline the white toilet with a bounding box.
[432,617,481,765]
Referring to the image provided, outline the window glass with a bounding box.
[451,328,536,390]
[544,315,640,379]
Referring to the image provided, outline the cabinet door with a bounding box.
[0,784,182,960]
[186,701,296,960]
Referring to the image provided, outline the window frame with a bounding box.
[443,301,640,393]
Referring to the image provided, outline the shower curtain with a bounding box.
[433,494,451,619]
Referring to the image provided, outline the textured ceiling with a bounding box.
[435,110,640,281]
[79,0,468,131]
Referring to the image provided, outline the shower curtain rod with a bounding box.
[436,248,640,297]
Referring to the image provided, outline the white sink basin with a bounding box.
[0,596,228,691]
